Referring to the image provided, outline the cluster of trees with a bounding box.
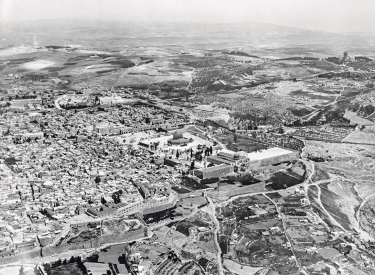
[4,156,18,166]
[190,146,213,162]
[43,255,87,274]
[112,190,123,204]
[0,102,11,108]
[150,141,160,150]
[180,176,207,190]
[201,177,220,185]
[2,94,38,100]
[278,56,319,61]
[226,173,259,185]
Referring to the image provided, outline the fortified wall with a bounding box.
[0,248,41,265]
[0,227,148,265]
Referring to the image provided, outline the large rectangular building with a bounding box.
[195,164,234,179]
[207,149,250,167]
[248,147,299,170]
[205,147,298,175]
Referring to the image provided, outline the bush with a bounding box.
[201,177,220,185]
[180,176,207,190]
[266,172,303,190]
[226,174,260,185]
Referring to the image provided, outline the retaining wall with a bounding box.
[0,248,41,265]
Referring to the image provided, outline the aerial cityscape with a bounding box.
[1,1,375,275]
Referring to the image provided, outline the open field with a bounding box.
[320,182,354,231]
[310,164,330,182]
[215,133,268,153]
[0,265,37,275]
[343,130,375,144]
[305,140,375,235]
[3,18,375,275]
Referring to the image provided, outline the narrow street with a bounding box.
[263,194,302,270]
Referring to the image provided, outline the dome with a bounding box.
[233,153,240,160]
[173,130,184,140]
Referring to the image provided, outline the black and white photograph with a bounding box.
[1,0,375,274]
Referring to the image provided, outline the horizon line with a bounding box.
[0,18,354,35]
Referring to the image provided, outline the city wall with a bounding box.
[143,201,177,215]
[0,248,41,265]
[0,228,148,264]
[100,227,148,245]
[42,238,101,257]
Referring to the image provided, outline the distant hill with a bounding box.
[1,20,375,57]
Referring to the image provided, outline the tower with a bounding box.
[342,51,348,64]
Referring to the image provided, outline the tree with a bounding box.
[43,263,51,273]
[154,141,160,150]
[176,150,179,159]
[69,256,75,263]
[195,152,202,161]
[190,161,195,170]
[101,197,107,204]
[233,134,238,143]
[19,265,26,275]
[56,258,62,267]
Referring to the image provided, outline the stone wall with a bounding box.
[0,224,149,264]
[0,248,41,265]
[43,238,100,257]
[100,227,147,245]
[164,157,181,167]
[142,201,177,215]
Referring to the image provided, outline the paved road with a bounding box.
[54,95,67,110]
[301,84,349,121]
[205,197,224,275]
[263,194,302,271]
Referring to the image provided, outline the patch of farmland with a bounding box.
[307,185,341,230]
[320,182,353,231]
[344,110,373,125]
[324,180,363,229]
[343,131,375,145]
[359,196,375,235]
[311,164,330,182]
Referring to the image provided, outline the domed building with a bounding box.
[173,130,184,140]
[168,130,191,145]
[207,149,250,168]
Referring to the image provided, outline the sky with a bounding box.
[0,0,374,33]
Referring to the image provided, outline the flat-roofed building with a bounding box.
[84,262,111,275]
[248,147,299,170]
[195,164,234,179]
[207,149,249,167]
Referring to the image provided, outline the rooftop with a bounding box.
[248,147,294,161]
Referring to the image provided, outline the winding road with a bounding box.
[204,197,224,275]
[302,83,348,121]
